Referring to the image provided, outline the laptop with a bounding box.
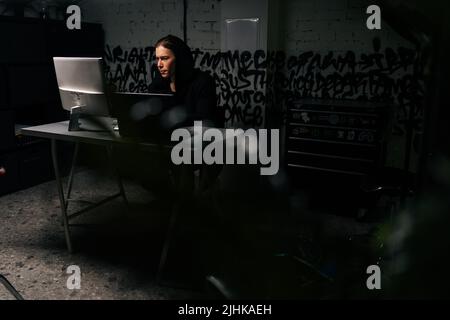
[110,92,175,139]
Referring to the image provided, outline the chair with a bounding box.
[154,106,226,287]
[155,161,224,287]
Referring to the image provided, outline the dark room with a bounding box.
[1,0,450,305]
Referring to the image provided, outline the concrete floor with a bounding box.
[0,167,379,300]
[0,168,210,300]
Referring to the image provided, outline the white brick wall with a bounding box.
[186,0,220,52]
[83,0,220,51]
[83,0,184,48]
[80,0,422,168]
[83,0,415,60]
[282,0,415,55]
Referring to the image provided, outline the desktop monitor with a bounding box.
[53,57,111,131]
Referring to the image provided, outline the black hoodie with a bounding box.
[149,68,220,127]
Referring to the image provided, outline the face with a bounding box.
[155,45,176,79]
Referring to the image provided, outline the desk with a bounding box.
[21,121,229,285]
[21,120,172,254]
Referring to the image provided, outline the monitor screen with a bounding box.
[53,57,110,117]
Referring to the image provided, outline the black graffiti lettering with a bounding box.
[254,50,267,69]
[128,79,148,93]
[221,51,241,71]
[192,48,202,65]
[112,64,125,91]
[104,45,113,63]
[113,45,127,63]
[103,42,423,132]
[224,104,263,127]
[245,69,266,91]
[103,45,153,93]
[128,47,139,63]
[199,51,222,70]
[254,91,265,104]
[237,69,253,90]
[240,51,253,70]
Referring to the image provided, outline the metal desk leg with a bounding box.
[106,145,128,206]
[59,142,79,227]
[51,139,73,253]
[65,142,80,210]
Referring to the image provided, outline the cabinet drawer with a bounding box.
[288,123,380,144]
[289,109,380,129]
[287,137,379,160]
[286,150,376,175]
[286,99,390,181]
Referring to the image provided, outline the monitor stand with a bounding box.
[68,106,115,132]
[68,106,83,131]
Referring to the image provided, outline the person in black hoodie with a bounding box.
[147,36,224,285]
[131,35,223,202]
[150,34,222,131]
[145,34,223,194]
[113,35,222,204]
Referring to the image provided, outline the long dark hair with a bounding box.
[155,35,195,94]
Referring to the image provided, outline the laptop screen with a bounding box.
[110,92,175,139]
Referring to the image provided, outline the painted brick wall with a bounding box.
[83,0,220,50]
[82,0,221,100]
[0,1,423,171]
[83,0,184,48]
[81,0,423,170]
[187,0,221,52]
[278,0,423,170]
[282,0,413,54]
